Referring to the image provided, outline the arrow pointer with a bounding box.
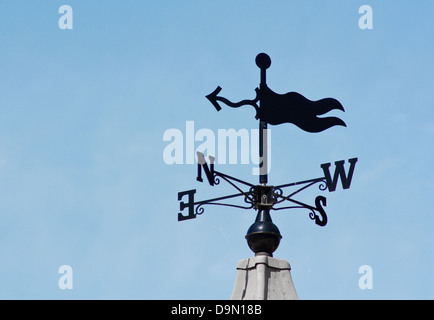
[206,86,259,113]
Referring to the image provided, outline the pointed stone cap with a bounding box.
[231,255,299,300]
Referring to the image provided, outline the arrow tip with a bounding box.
[206,86,222,111]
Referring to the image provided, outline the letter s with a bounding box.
[313,196,328,227]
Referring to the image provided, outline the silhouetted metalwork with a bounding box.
[178,53,357,255]
[178,153,357,228]
[206,53,346,132]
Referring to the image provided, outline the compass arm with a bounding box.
[277,197,317,212]
[273,194,328,227]
[214,170,255,188]
[193,192,246,207]
[274,177,326,190]
[214,171,255,187]
[272,177,327,206]
[213,170,256,203]
[271,177,329,226]
[196,151,255,198]
[196,152,256,191]
[178,190,252,221]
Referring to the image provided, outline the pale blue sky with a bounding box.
[0,0,434,299]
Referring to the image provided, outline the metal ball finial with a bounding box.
[255,53,271,70]
[245,208,282,256]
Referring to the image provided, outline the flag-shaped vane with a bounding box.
[257,86,346,132]
[206,53,346,133]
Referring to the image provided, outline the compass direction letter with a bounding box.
[178,189,196,221]
[313,196,328,227]
[196,152,215,186]
[321,158,358,192]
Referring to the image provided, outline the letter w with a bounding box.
[321,158,358,192]
[196,152,215,186]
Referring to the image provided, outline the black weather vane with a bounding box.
[177,53,357,255]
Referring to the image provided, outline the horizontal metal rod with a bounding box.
[282,197,317,212]
[271,205,306,211]
[214,170,255,187]
[285,179,324,199]
[199,202,254,211]
[274,177,324,189]
[193,192,245,206]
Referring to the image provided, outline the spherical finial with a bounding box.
[245,209,282,256]
[255,53,271,70]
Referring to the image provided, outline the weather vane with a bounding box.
[177,53,357,255]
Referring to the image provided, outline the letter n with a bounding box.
[321,158,358,192]
[196,152,215,186]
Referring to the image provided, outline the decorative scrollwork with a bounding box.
[318,179,328,191]
[195,204,205,215]
[272,187,283,204]
[246,186,257,204]
[244,188,256,206]
[309,209,316,221]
